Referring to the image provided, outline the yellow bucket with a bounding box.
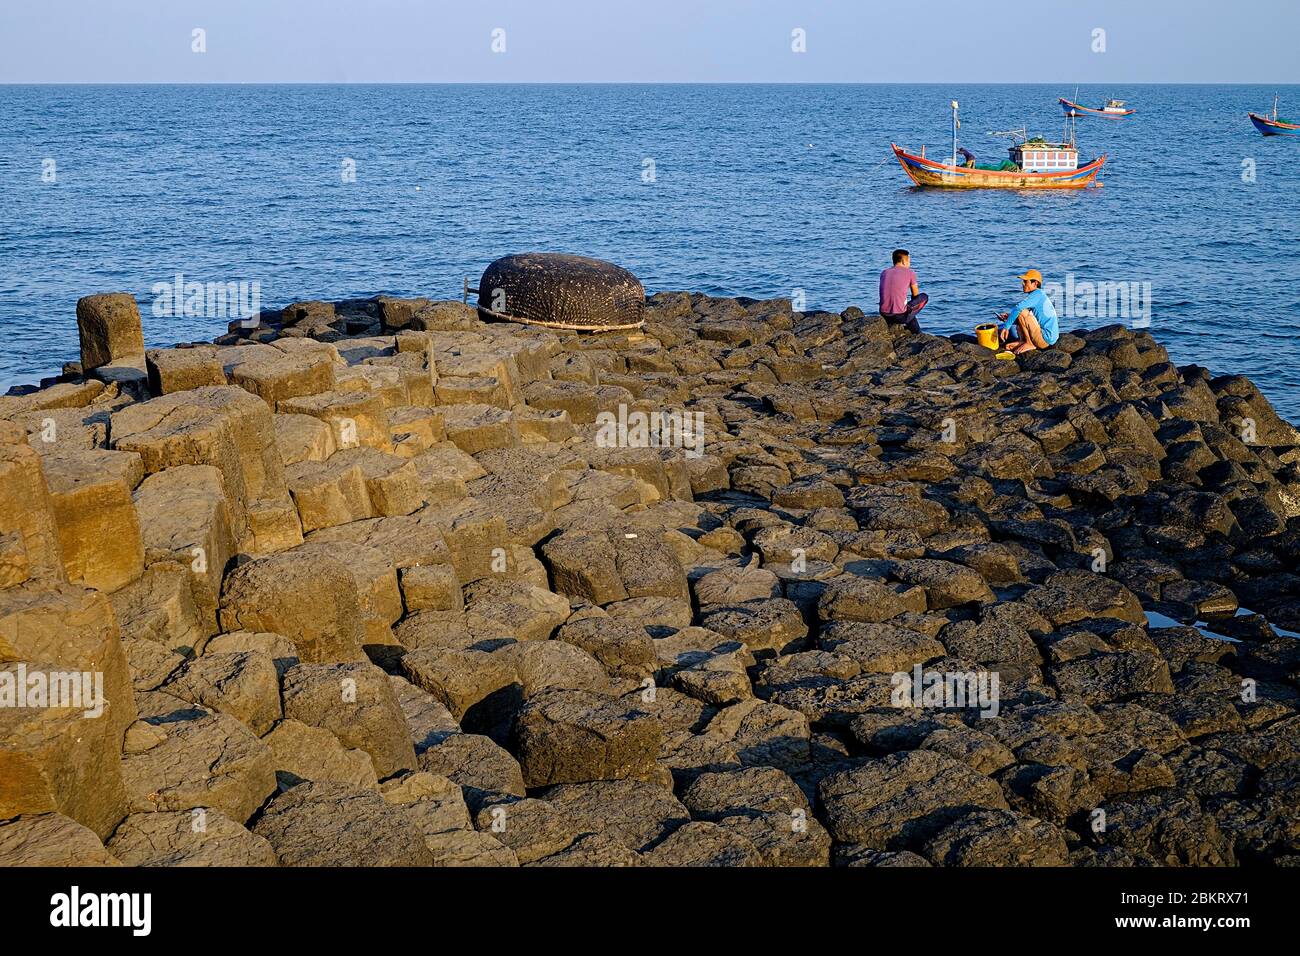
[975,323,999,350]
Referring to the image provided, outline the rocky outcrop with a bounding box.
[2,290,1298,867]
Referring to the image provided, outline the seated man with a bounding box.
[879,248,928,334]
[998,268,1059,353]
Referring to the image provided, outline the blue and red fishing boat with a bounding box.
[1249,95,1300,136]
[893,101,1106,190]
[1059,96,1135,118]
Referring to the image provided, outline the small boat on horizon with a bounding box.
[1249,95,1300,136]
[1059,96,1135,118]
[893,101,1106,190]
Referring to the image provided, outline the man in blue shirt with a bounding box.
[998,268,1059,353]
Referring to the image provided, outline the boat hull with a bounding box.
[891,145,1106,190]
[1059,98,1135,118]
[1249,112,1300,136]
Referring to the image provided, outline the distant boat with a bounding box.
[892,102,1105,190]
[1059,97,1135,118]
[1249,95,1300,136]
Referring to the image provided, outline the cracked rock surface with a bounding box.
[2,290,1299,866]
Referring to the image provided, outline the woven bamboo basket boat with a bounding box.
[468,253,645,332]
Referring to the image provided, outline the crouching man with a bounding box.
[998,268,1059,353]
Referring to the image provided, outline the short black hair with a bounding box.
[892,249,909,265]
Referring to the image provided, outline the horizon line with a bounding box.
[4,80,1300,87]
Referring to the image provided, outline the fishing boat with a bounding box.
[1249,95,1300,136]
[1059,96,1135,118]
[893,101,1106,190]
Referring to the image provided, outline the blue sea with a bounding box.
[1,84,1297,420]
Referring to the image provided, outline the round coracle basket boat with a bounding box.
[475,253,645,331]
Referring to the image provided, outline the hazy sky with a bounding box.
[2,0,1297,84]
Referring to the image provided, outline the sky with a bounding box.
[1,0,1297,84]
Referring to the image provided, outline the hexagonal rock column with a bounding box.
[0,425,67,587]
[0,583,136,839]
[111,386,303,556]
[76,293,145,373]
[41,449,146,593]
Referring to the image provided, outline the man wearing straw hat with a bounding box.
[998,268,1059,354]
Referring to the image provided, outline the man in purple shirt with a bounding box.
[879,249,928,333]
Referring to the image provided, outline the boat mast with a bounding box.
[951,100,959,166]
[1274,93,1279,122]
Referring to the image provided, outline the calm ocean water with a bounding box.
[1,83,1297,419]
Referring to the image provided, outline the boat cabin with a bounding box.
[1009,140,1079,173]
[1102,99,1128,113]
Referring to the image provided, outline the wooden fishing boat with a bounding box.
[892,144,1105,189]
[1249,95,1300,136]
[1059,97,1135,118]
[894,102,1106,190]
